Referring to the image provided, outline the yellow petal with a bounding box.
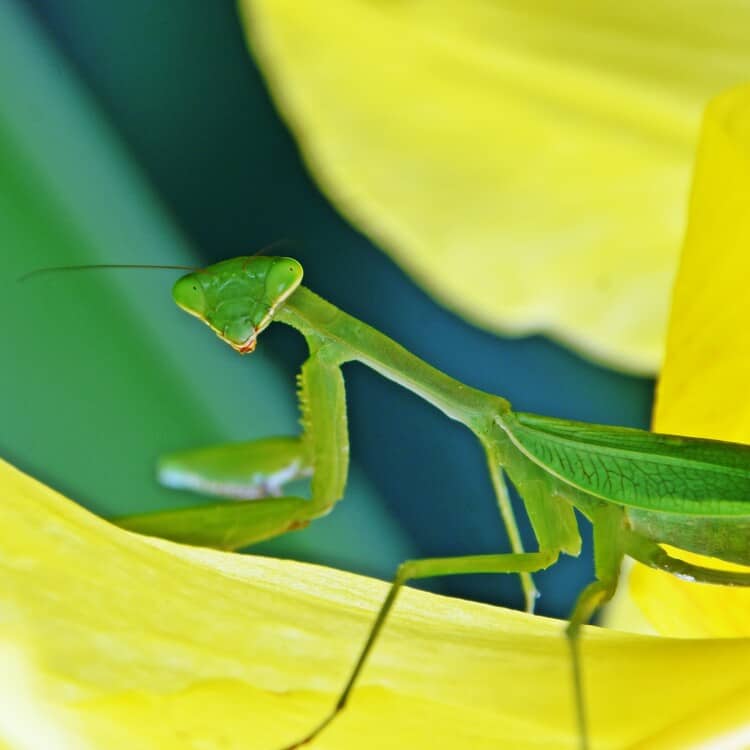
[3,456,750,749]
[654,84,750,443]
[626,83,750,637]
[240,0,750,372]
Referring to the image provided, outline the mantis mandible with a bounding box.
[108,255,750,750]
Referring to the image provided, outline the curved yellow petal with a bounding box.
[626,84,750,638]
[240,0,750,372]
[3,455,750,749]
[630,547,750,638]
[654,83,750,443]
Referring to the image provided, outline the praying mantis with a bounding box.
[107,255,750,750]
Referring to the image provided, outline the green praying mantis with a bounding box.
[59,255,750,750]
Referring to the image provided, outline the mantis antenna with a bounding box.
[17,263,199,282]
[18,239,295,283]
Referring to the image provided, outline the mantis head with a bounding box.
[172,256,303,353]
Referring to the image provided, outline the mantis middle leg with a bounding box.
[483,439,538,612]
[282,547,561,750]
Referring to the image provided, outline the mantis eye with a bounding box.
[265,258,303,301]
[172,274,206,317]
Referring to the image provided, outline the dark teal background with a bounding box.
[18,1,653,617]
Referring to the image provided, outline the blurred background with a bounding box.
[0,1,663,618]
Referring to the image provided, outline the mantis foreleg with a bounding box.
[297,342,349,517]
[116,494,314,549]
[116,344,350,547]
[157,436,312,500]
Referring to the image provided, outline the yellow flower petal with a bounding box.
[4,455,750,749]
[240,0,750,372]
[654,84,750,443]
[626,83,750,637]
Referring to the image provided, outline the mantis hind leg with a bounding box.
[566,505,628,750]
[625,534,750,586]
[566,515,750,750]
[566,579,619,750]
[282,548,560,750]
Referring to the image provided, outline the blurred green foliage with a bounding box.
[0,0,412,577]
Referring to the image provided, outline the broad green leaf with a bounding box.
[3,456,750,749]
[240,0,750,373]
[625,84,750,637]
[0,0,411,576]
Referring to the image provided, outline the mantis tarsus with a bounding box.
[108,255,750,750]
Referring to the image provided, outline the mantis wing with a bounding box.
[504,411,750,515]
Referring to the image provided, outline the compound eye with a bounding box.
[264,258,303,300]
[172,275,206,317]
